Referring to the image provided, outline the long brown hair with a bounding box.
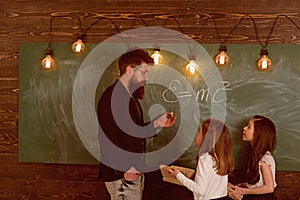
[245,115,277,184]
[200,119,234,175]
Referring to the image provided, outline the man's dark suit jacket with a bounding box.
[97,80,156,181]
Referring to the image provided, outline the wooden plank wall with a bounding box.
[0,0,300,199]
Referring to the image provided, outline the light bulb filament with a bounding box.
[215,51,229,67]
[75,43,82,52]
[261,59,268,69]
[151,50,163,64]
[219,55,226,65]
[186,60,198,76]
[45,58,52,69]
[41,49,55,70]
[258,54,271,71]
[72,39,85,53]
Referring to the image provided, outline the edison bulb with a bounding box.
[185,60,198,76]
[257,55,271,71]
[215,51,229,67]
[41,54,55,70]
[151,50,163,64]
[72,39,85,53]
[215,45,229,67]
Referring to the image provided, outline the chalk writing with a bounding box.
[162,80,232,103]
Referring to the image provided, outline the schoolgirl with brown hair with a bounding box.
[228,115,277,200]
[168,119,234,200]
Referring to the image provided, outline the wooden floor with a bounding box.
[100,170,300,200]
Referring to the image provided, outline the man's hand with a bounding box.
[154,112,176,128]
[124,172,140,181]
[124,167,141,181]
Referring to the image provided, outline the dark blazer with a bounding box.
[97,80,156,181]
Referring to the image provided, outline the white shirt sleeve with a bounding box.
[175,153,228,199]
[176,158,209,195]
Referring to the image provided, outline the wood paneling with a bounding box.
[0,0,300,199]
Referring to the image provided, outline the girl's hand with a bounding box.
[167,166,180,176]
[228,185,243,200]
[227,182,235,193]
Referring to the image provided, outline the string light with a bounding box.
[215,44,229,67]
[185,54,199,76]
[149,19,164,65]
[41,48,55,70]
[213,15,269,70]
[41,15,74,70]
[72,17,86,53]
[256,14,300,71]
[72,34,86,53]
[164,16,200,74]
[151,47,163,64]
[41,15,122,71]
[73,17,121,53]
[203,16,231,68]
[257,48,271,70]
[41,14,300,72]
[41,16,56,70]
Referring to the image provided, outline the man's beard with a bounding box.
[132,85,145,99]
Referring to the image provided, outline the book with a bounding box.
[159,164,196,186]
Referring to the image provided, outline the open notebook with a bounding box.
[159,164,196,186]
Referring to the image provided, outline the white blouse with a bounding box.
[176,153,228,200]
[247,151,277,189]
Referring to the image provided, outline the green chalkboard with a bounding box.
[19,42,300,171]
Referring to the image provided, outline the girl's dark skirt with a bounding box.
[242,192,276,200]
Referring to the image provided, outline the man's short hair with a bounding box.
[118,48,154,75]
